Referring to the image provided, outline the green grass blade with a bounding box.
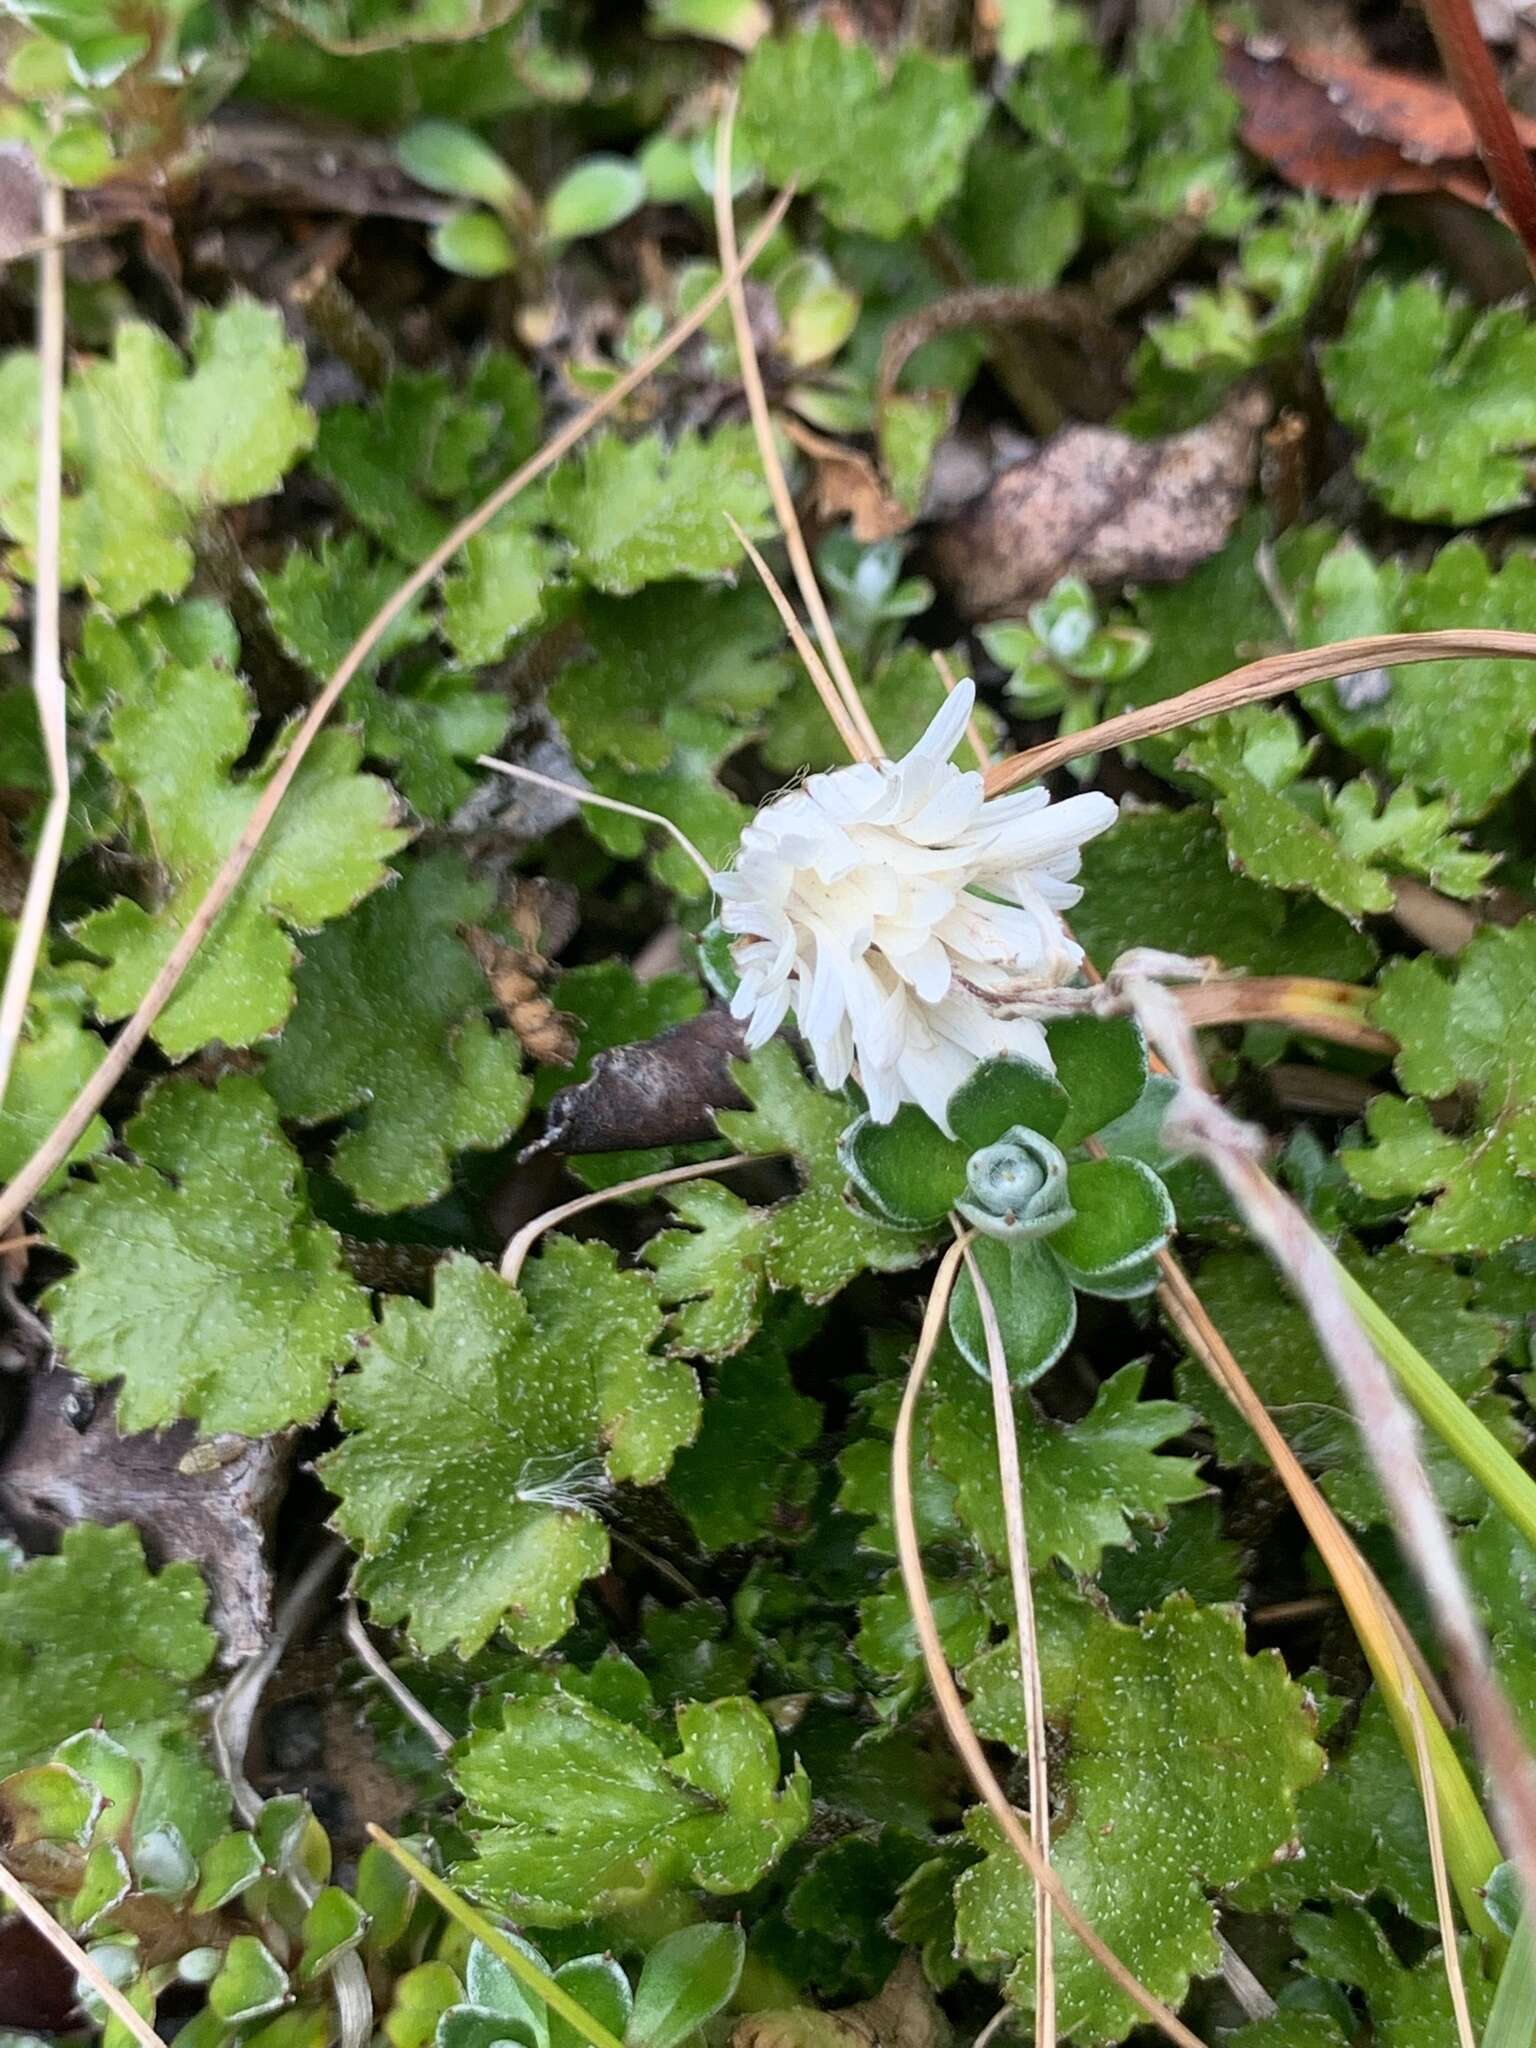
[364,1826,629,2048]
[1484,1905,1536,2048]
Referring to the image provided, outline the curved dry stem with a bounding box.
[713,96,884,762]
[476,755,718,888]
[0,190,793,1239]
[985,630,1536,795]
[344,1601,454,1755]
[0,177,68,1114]
[1403,1676,1478,2048]
[500,1153,756,1286]
[893,1235,1208,2048]
[1141,978,1536,1925]
[962,1234,1055,2048]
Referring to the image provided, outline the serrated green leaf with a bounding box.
[0,941,109,1190]
[261,534,508,822]
[324,1247,696,1656]
[714,1042,928,1302]
[1344,926,1536,1253]
[644,1179,772,1360]
[958,1585,1321,2043]
[1294,1905,1496,2047]
[1073,803,1375,983]
[1181,1243,1517,1524]
[454,1691,809,1924]
[265,853,532,1211]
[0,1525,225,1851]
[1323,277,1536,523]
[44,1074,369,1436]
[1098,1496,1244,1620]
[739,26,983,238]
[1302,536,1536,819]
[441,524,547,665]
[666,1327,820,1549]
[928,1355,1206,1574]
[543,427,773,595]
[0,297,314,614]
[74,641,406,1055]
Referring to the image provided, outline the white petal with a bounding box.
[904,677,975,767]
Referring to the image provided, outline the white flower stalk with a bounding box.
[715,680,1119,1132]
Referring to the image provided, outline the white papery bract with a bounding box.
[715,681,1118,1133]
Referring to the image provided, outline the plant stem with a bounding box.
[1422,0,1536,280]
[1484,1904,1536,2048]
[365,1828,629,2048]
[1337,1259,1536,1553]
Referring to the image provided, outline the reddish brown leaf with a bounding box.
[1223,33,1536,204]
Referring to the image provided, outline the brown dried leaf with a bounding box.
[1222,34,1536,205]
[526,1006,748,1158]
[0,1369,288,1663]
[732,1957,951,2048]
[782,416,913,542]
[931,385,1268,619]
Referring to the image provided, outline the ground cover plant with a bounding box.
[0,2,1535,2046]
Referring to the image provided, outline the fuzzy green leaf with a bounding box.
[1323,278,1536,523]
[1294,1906,1496,2047]
[714,1042,928,1303]
[738,25,985,238]
[0,297,315,614]
[323,1247,696,1656]
[454,1691,810,1923]
[644,1179,772,1361]
[948,1236,1077,1385]
[928,1355,1206,1574]
[0,1525,225,1849]
[0,944,109,1191]
[74,643,406,1056]
[44,1074,369,1436]
[543,427,774,595]
[1302,536,1536,819]
[958,1586,1322,2043]
[264,853,532,1211]
[1344,926,1536,1253]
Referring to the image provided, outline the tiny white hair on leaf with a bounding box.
[715,679,1119,1133]
[513,1452,612,1514]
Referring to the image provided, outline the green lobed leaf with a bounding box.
[44,1074,370,1436]
[323,1247,696,1657]
[958,1584,1322,2043]
[0,297,315,614]
[0,940,109,1191]
[74,636,407,1056]
[453,1690,810,1924]
[1323,277,1536,524]
[1294,1905,1496,2047]
[264,852,533,1212]
[666,1325,821,1549]
[542,426,774,595]
[738,25,985,239]
[644,1179,773,1361]
[1344,925,1536,1254]
[714,1042,930,1302]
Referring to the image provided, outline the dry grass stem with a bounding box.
[1403,1676,1478,2048]
[0,192,791,1237]
[712,98,884,761]
[344,1601,454,1753]
[1136,975,1536,1921]
[476,755,718,887]
[0,177,68,1116]
[985,630,1536,794]
[893,1235,1208,2048]
[1174,977,1395,1053]
[0,1854,164,2048]
[962,1235,1055,2048]
[500,1154,755,1285]
[724,513,867,762]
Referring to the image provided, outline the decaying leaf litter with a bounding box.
[1,3,1536,2047]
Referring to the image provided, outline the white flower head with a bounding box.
[715,680,1118,1133]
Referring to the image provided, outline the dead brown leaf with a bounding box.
[1222,33,1536,205]
[931,384,1268,619]
[0,1369,288,1663]
[732,1957,951,2048]
[525,1006,748,1159]
[782,415,912,542]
